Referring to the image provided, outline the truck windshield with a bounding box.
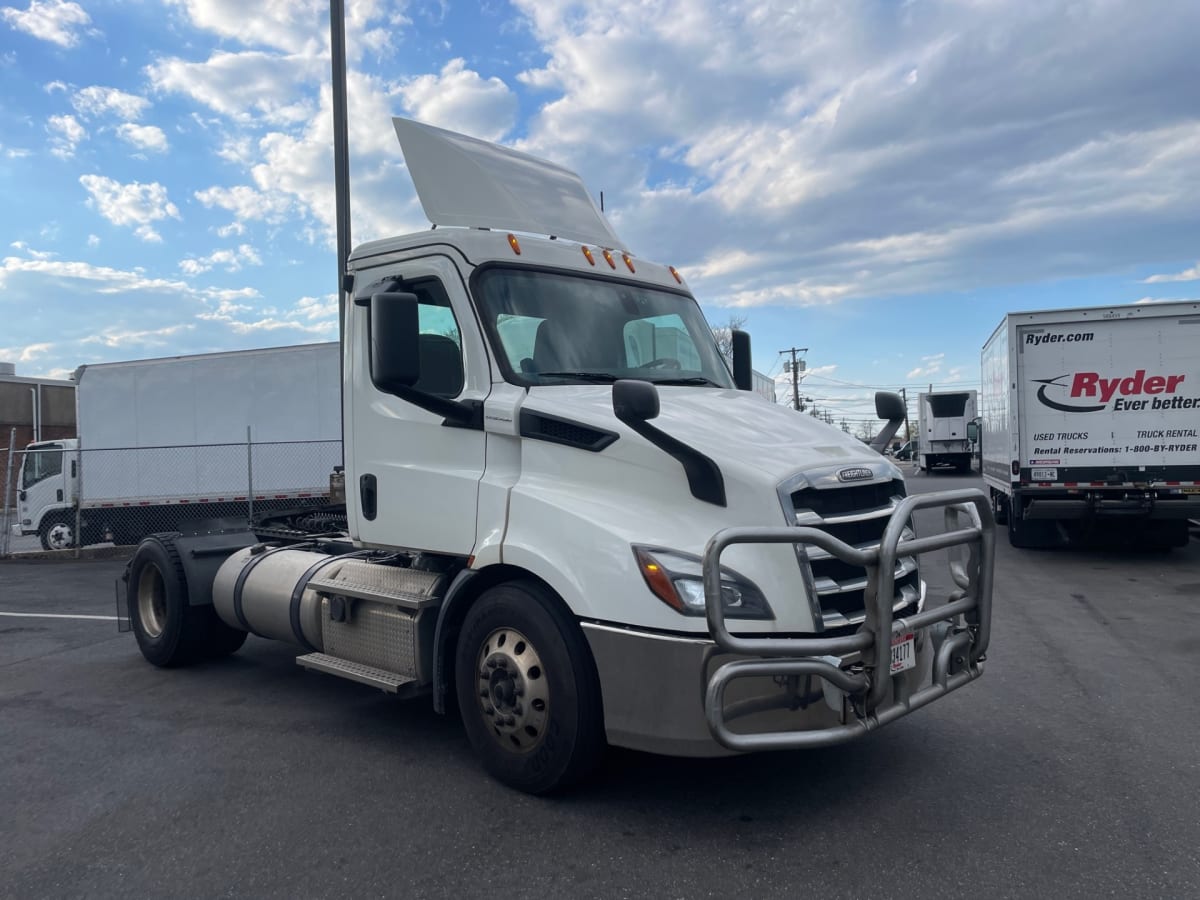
[21,445,63,489]
[473,267,735,388]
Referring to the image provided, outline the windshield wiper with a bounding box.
[647,376,724,387]
[535,371,620,383]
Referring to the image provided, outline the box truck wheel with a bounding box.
[454,580,605,794]
[127,535,248,667]
[39,515,76,551]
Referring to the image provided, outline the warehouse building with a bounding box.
[1,362,76,505]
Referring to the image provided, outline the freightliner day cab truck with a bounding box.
[124,119,995,793]
[981,301,1200,548]
[13,344,340,550]
[917,390,978,473]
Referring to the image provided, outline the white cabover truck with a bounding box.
[124,118,995,794]
[14,343,340,550]
[917,390,978,473]
[980,301,1200,548]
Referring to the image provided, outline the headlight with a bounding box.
[633,546,774,620]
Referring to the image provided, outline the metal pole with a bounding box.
[2,427,15,557]
[329,0,350,468]
[246,425,255,527]
[74,441,82,559]
[901,387,912,447]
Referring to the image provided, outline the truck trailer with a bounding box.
[122,118,995,793]
[13,343,340,550]
[980,301,1200,548]
[917,391,977,472]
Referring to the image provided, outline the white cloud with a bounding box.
[86,233,99,247]
[116,123,169,153]
[179,243,262,275]
[194,184,291,225]
[906,353,946,380]
[82,324,194,348]
[1142,262,1200,284]
[71,85,149,121]
[78,175,181,242]
[1,0,91,48]
[397,58,518,142]
[164,0,325,54]
[0,252,192,294]
[1134,296,1197,305]
[46,113,86,158]
[146,50,320,124]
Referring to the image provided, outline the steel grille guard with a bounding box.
[702,488,995,752]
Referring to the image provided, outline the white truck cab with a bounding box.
[122,118,995,793]
[13,439,79,550]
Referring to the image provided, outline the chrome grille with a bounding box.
[785,472,920,633]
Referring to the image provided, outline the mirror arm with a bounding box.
[392,386,482,428]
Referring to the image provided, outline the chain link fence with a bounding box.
[2,436,341,556]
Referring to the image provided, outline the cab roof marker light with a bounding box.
[581,245,596,266]
[669,266,682,284]
[622,253,635,273]
[602,249,616,269]
[507,233,521,255]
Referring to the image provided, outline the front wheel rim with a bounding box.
[474,627,551,753]
[47,523,72,549]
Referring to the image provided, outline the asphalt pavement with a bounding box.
[1,471,1197,898]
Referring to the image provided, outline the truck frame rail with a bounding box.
[702,488,994,751]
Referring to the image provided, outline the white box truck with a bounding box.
[120,118,995,794]
[917,390,978,472]
[13,343,340,550]
[980,301,1200,548]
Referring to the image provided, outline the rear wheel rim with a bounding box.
[137,566,167,638]
[475,627,551,754]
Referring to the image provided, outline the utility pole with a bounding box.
[778,347,808,411]
[900,387,912,444]
[329,0,350,466]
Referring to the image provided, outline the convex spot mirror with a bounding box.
[874,390,906,421]
[613,379,661,423]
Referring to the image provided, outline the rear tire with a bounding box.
[455,580,605,794]
[1007,497,1054,549]
[127,534,247,667]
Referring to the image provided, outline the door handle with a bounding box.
[57,489,63,502]
[359,474,377,521]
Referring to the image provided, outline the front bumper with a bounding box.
[583,489,994,756]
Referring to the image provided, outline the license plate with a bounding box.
[890,632,915,674]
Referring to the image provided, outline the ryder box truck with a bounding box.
[120,118,995,793]
[980,301,1200,548]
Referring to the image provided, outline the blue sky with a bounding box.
[2,0,1199,432]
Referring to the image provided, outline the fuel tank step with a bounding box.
[297,652,416,693]
[306,559,442,609]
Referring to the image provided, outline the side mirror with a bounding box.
[966,421,980,443]
[613,379,660,423]
[370,292,421,394]
[731,329,753,391]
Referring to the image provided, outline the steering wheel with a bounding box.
[642,358,682,370]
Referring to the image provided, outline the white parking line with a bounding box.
[0,612,120,622]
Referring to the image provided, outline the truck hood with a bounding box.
[522,385,898,487]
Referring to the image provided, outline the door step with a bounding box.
[296,652,416,694]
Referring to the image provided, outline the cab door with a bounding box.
[18,443,69,531]
[347,254,491,554]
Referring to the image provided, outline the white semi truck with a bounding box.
[13,344,340,550]
[123,118,995,793]
[980,301,1200,548]
[917,390,978,472]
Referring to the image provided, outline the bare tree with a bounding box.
[709,313,747,363]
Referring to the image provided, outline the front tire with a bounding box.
[454,580,605,794]
[127,534,247,667]
[39,515,76,551]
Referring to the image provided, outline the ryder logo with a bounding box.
[1034,370,1187,413]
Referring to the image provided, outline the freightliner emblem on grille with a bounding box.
[836,467,874,482]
